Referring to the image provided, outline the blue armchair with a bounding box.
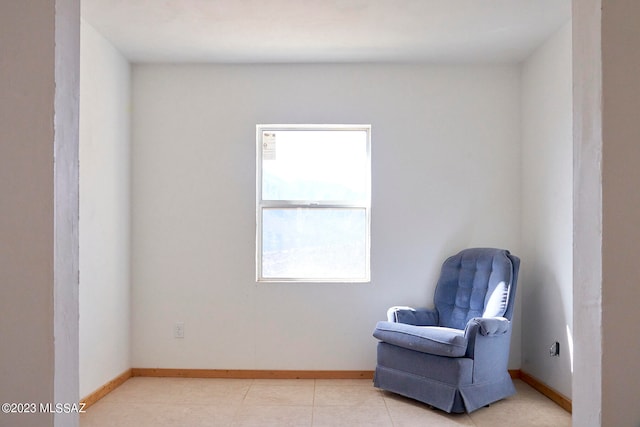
[372,248,520,413]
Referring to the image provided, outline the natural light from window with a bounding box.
[256,125,371,282]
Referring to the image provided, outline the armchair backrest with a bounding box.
[433,248,520,330]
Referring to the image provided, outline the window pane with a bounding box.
[262,208,367,280]
[262,129,368,201]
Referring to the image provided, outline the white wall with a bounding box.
[54,3,81,426]
[79,20,131,398]
[131,64,522,370]
[572,1,602,423]
[520,22,573,398]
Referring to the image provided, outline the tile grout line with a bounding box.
[310,379,316,427]
[380,390,397,427]
[467,409,480,427]
[230,378,254,426]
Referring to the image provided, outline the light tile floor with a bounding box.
[80,378,570,427]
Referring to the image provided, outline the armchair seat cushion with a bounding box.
[373,321,467,357]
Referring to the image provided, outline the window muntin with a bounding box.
[257,125,371,282]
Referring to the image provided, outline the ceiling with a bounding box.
[81,0,571,64]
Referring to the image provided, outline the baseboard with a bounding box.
[131,368,375,380]
[80,368,132,409]
[517,370,572,413]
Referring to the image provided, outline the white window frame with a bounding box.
[256,124,371,283]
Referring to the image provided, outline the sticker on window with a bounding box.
[262,132,276,160]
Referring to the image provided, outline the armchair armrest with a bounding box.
[463,317,512,383]
[387,306,439,326]
[465,317,510,337]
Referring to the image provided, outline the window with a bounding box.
[256,124,371,282]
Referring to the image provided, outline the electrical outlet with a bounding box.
[174,322,184,339]
[549,341,560,357]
